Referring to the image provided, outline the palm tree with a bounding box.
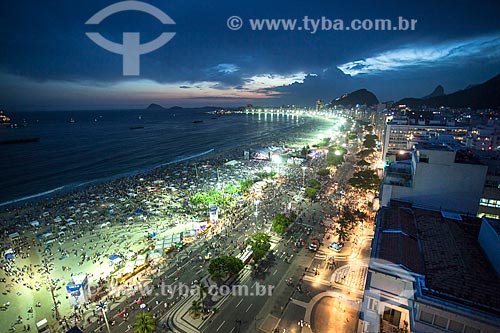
[336,227,349,244]
[96,301,111,333]
[133,312,156,333]
[354,209,368,222]
[336,217,350,243]
[188,300,203,319]
[198,282,208,302]
[342,206,357,226]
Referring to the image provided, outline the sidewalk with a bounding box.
[290,290,361,333]
[246,248,313,333]
[165,268,253,333]
[167,294,204,333]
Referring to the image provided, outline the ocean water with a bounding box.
[0,109,332,206]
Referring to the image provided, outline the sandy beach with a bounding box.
[0,114,337,331]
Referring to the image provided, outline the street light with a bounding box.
[96,301,111,333]
[216,167,224,192]
[301,166,307,187]
[42,261,60,321]
[271,154,282,175]
[194,165,199,178]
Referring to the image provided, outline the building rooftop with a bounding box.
[384,162,413,187]
[378,233,424,275]
[415,142,453,151]
[380,205,417,237]
[414,207,500,314]
[376,202,500,315]
[376,206,425,275]
[484,217,500,236]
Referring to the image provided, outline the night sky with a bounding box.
[1,0,499,110]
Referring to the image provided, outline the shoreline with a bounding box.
[0,113,338,329]
[0,114,333,212]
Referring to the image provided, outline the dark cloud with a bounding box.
[0,0,499,109]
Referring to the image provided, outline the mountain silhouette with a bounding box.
[422,85,444,99]
[398,74,500,108]
[331,89,379,107]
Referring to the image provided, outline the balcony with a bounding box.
[383,164,413,187]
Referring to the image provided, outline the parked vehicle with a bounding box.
[328,241,343,252]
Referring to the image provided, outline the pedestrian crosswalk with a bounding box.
[333,265,368,291]
[271,235,282,243]
[314,251,327,260]
[269,235,281,250]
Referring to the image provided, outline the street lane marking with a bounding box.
[245,303,253,312]
[230,328,235,333]
[273,269,278,275]
[235,298,243,308]
[216,320,226,331]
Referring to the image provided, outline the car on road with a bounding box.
[204,252,212,260]
[328,241,343,252]
[308,239,320,251]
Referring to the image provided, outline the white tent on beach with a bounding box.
[149,250,162,260]
[123,261,135,274]
[135,255,146,266]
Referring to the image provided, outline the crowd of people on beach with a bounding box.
[0,117,344,331]
[0,134,310,327]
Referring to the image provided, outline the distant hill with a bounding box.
[168,106,222,112]
[145,104,223,112]
[422,85,444,99]
[331,89,379,107]
[398,74,500,108]
[145,103,166,110]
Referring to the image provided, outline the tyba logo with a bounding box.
[85,1,175,75]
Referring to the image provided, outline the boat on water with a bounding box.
[193,120,203,123]
[0,110,11,127]
[129,126,145,130]
[0,137,40,145]
[69,118,76,123]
